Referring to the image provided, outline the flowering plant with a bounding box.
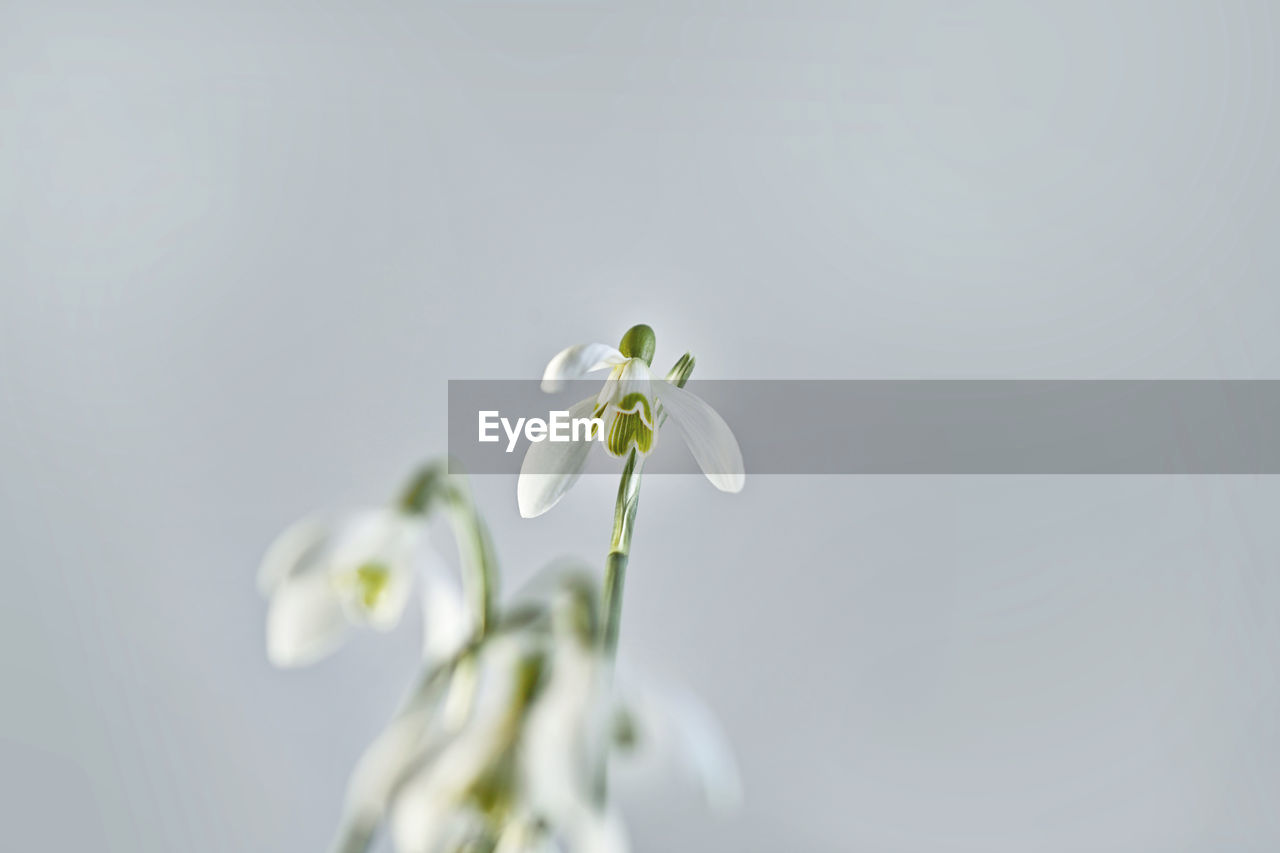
[260,325,745,852]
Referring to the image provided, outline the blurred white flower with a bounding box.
[330,570,739,853]
[388,637,544,853]
[330,568,742,853]
[257,508,435,668]
[519,330,745,518]
[609,668,742,813]
[516,583,620,850]
[515,583,739,847]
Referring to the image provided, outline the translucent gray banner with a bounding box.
[448,380,1280,474]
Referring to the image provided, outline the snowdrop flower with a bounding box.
[258,508,432,668]
[519,324,745,518]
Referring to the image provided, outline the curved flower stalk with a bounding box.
[518,324,745,520]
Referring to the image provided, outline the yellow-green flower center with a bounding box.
[606,392,655,456]
[352,562,391,610]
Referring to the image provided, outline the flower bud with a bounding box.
[666,352,695,388]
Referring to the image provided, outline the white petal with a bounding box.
[517,395,598,518]
[541,342,627,392]
[256,514,329,596]
[655,383,745,493]
[616,358,654,406]
[327,509,425,629]
[595,362,626,408]
[327,508,407,571]
[568,810,630,853]
[266,571,349,667]
[615,678,743,813]
[520,641,602,820]
[388,778,458,853]
[391,697,509,853]
[338,705,435,838]
[422,571,472,662]
[659,688,743,812]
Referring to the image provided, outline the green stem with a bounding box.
[602,450,642,658]
[398,461,497,638]
[444,479,497,637]
[600,353,695,660]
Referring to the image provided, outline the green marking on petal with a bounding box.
[612,708,640,751]
[606,392,655,457]
[353,562,391,610]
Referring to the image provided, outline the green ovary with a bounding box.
[607,393,655,456]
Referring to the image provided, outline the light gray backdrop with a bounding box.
[3,1,1279,850]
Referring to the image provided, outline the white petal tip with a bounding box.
[708,473,745,493]
[517,484,558,518]
[266,643,319,669]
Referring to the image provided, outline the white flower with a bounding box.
[257,508,432,668]
[519,327,745,518]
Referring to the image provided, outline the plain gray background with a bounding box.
[3,1,1280,850]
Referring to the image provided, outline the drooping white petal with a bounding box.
[541,342,627,392]
[337,705,436,843]
[655,687,743,812]
[326,508,410,572]
[391,644,526,853]
[256,514,329,596]
[422,570,471,662]
[520,639,603,821]
[563,810,630,853]
[517,395,599,518]
[326,509,425,629]
[265,571,349,668]
[389,778,474,853]
[654,382,745,493]
[612,676,743,813]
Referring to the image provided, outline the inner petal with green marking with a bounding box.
[350,562,392,611]
[606,392,655,457]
